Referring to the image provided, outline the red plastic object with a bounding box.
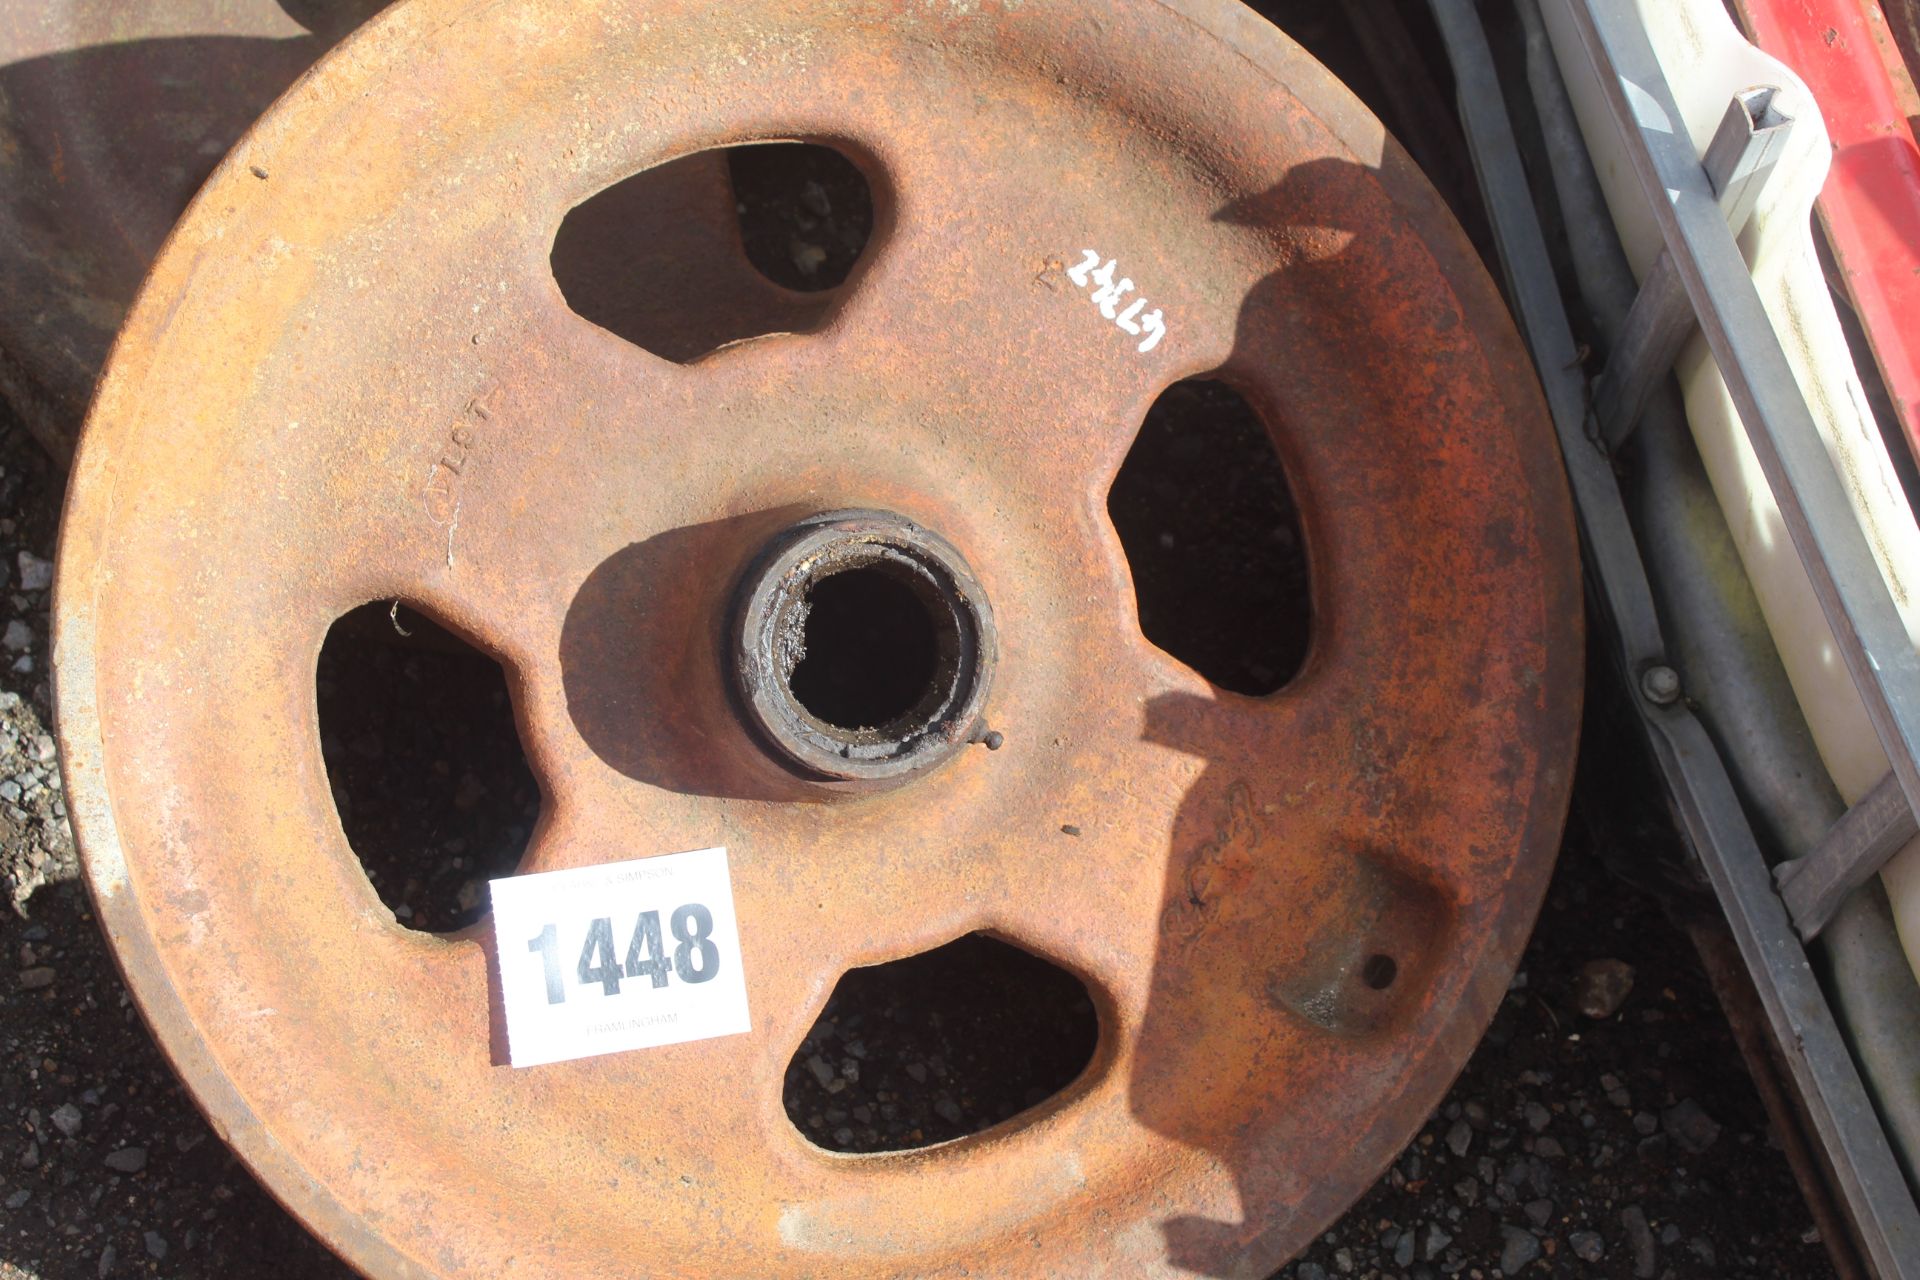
[1733,0,1920,465]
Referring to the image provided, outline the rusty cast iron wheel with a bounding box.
[54,1,1581,1276]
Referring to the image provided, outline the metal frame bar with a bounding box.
[1516,0,1920,1200]
[1428,2,1920,1273]
[1563,1,1920,901]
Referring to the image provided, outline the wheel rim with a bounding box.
[53,1,1582,1275]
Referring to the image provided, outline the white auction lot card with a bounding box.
[489,846,750,1068]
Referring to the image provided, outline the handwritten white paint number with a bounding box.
[1067,248,1166,352]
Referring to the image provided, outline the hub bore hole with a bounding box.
[783,934,1099,1152]
[551,142,875,364]
[1108,378,1310,696]
[788,567,941,732]
[1362,953,1399,990]
[317,602,541,932]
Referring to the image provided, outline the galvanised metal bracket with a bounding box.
[1429,1,1920,1274]
[1780,769,1918,939]
[1590,88,1793,452]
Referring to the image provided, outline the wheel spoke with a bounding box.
[798,110,1252,495]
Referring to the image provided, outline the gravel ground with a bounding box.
[1275,828,1834,1280]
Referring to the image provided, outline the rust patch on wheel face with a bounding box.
[52,1,1583,1276]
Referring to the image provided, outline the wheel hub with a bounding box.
[733,510,996,783]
